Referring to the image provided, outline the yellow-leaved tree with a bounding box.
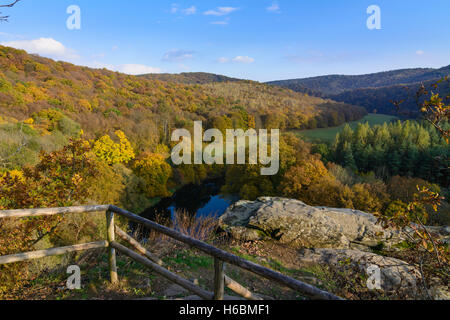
[133,153,172,198]
[93,130,135,165]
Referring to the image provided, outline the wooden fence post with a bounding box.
[213,258,225,300]
[106,210,118,284]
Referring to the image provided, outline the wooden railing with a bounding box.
[0,205,343,300]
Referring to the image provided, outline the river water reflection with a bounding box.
[140,179,239,221]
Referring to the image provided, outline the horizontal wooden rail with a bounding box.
[109,205,343,300]
[0,241,108,265]
[224,275,263,300]
[0,205,110,219]
[115,226,163,265]
[111,241,213,300]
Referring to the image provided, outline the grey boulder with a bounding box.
[220,197,403,249]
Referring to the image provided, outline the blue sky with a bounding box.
[0,0,449,81]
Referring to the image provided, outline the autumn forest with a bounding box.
[0,43,448,300]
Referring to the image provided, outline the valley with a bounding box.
[0,0,449,305]
[0,48,448,303]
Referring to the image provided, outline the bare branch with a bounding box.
[0,0,20,8]
[0,0,20,22]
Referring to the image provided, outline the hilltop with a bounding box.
[140,72,243,84]
[267,66,450,115]
[267,66,450,95]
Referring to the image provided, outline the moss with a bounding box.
[394,240,416,250]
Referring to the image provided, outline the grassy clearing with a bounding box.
[293,114,398,143]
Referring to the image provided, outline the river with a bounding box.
[139,178,239,221]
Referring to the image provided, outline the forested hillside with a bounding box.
[268,66,450,116]
[268,66,450,95]
[0,45,366,151]
[329,79,449,116]
[0,43,366,214]
[140,72,243,84]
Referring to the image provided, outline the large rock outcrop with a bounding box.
[219,197,403,249]
[300,248,421,292]
[220,197,450,299]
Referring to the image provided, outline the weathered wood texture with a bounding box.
[213,258,225,300]
[224,275,263,300]
[106,210,118,284]
[111,241,213,300]
[0,205,110,219]
[109,205,343,300]
[0,241,108,265]
[114,226,163,265]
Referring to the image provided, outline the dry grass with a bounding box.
[172,211,219,241]
[133,210,219,243]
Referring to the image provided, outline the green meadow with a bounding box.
[294,114,398,143]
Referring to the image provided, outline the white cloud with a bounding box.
[204,7,238,16]
[163,49,195,62]
[416,50,425,55]
[267,3,281,13]
[232,56,255,64]
[1,37,79,60]
[2,37,161,76]
[182,6,197,15]
[171,4,196,15]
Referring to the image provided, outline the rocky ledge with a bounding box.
[219,197,404,250]
[219,197,449,299]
